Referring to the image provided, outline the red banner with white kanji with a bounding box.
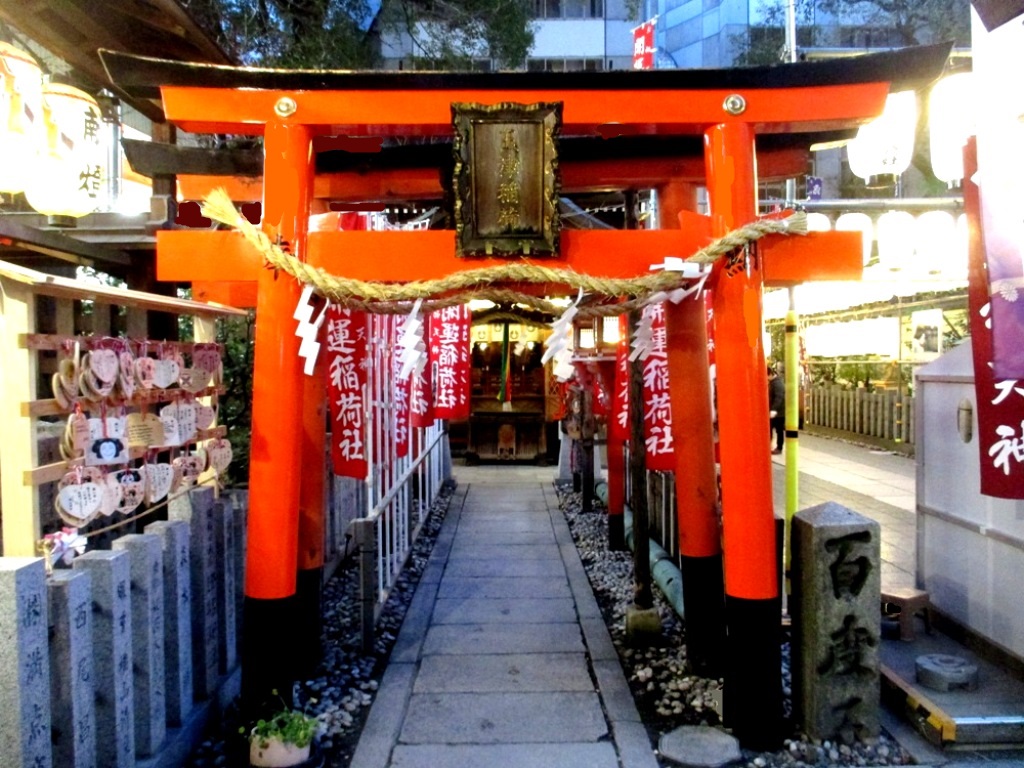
[964,139,1024,498]
[610,314,631,442]
[642,303,675,471]
[326,307,369,478]
[411,315,436,428]
[429,304,471,421]
[390,314,411,457]
[632,18,656,70]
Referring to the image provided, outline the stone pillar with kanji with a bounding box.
[791,502,881,744]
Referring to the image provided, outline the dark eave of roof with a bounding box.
[0,0,234,122]
[100,42,952,107]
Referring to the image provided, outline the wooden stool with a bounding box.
[881,587,931,641]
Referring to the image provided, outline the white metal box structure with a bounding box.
[915,340,1024,661]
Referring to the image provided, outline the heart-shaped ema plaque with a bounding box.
[117,351,136,400]
[206,438,233,474]
[195,403,216,431]
[114,469,146,515]
[134,357,156,389]
[89,349,120,384]
[56,482,102,524]
[178,368,210,393]
[98,475,125,517]
[172,454,205,491]
[152,359,181,389]
[144,463,175,504]
[192,345,221,375]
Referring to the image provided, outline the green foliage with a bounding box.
[217,313,256,487]
[182,0,535,70]
[382,0,535,69]
[816,0,971,47]
[733,0,971,68]
[243,692,319,748]
[181,0,379,68]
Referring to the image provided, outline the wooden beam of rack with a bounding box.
[21,334,226,354]
[23,386,227,418]
[0,258,247,318]
[25,425,229,486]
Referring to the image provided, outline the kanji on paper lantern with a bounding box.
[24,83,105,218]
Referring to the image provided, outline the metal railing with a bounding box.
[355,314,446,648]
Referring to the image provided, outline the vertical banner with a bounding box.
[632,18,657,70]
[973,7,1024,379]
[391,314,411,457]
[964,139,1024,498]
[610,313,631,442]
[642,303,675,470]
[325,307,369,478]
[430,304,471,421]
[411,315,435,428]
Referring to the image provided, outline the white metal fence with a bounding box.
[356,314,446,647]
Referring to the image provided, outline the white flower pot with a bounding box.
[249,736,311,767]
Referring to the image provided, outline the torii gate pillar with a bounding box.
[659,180,726,680]
[242,120,315,706]
[706,121,782,748]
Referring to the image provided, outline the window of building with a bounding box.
[838,26,900,49]
[533,0,603,19]
[527,57,605,71]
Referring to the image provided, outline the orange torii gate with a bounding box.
[104,44,947,748]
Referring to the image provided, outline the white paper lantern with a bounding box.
[0,42,43,194]
[24,84,105,218]
[929,73,975,185]
[847,91,917,182]
[876,210,916,271]
[805,212,832,232]
[835,212,874,266]
[913,210,958,275]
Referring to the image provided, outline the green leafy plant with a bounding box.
[241,691,318,749]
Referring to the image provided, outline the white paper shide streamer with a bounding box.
[542,289,583,382]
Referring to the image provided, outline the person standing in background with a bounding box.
[768,365,785,455]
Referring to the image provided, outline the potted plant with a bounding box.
[243,693,321,768]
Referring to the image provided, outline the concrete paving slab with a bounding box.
[437,576,571,599]
[611,719,660,768]
[390,742,620,768]
[399,691,608,744]
[443,558,566,578]
[389,580,439,664]
[580,617,619,661]
[349,663,417,768]
[414,652,593,693]
[456,518,554,533]
[593,659,642,723]
[446,543,562,561]
[431,597,578,624]
[450,531,556,547]
[422,622,584,655]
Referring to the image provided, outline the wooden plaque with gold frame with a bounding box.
[451,102,562,257]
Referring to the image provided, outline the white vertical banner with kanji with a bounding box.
[326,307,369,478]
[411,315,436,428]
[429,304,471,421]
[391,313,411,457]
[610,313,631,442]
[642,303,675,470]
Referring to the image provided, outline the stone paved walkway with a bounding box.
[350,475,658,768]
